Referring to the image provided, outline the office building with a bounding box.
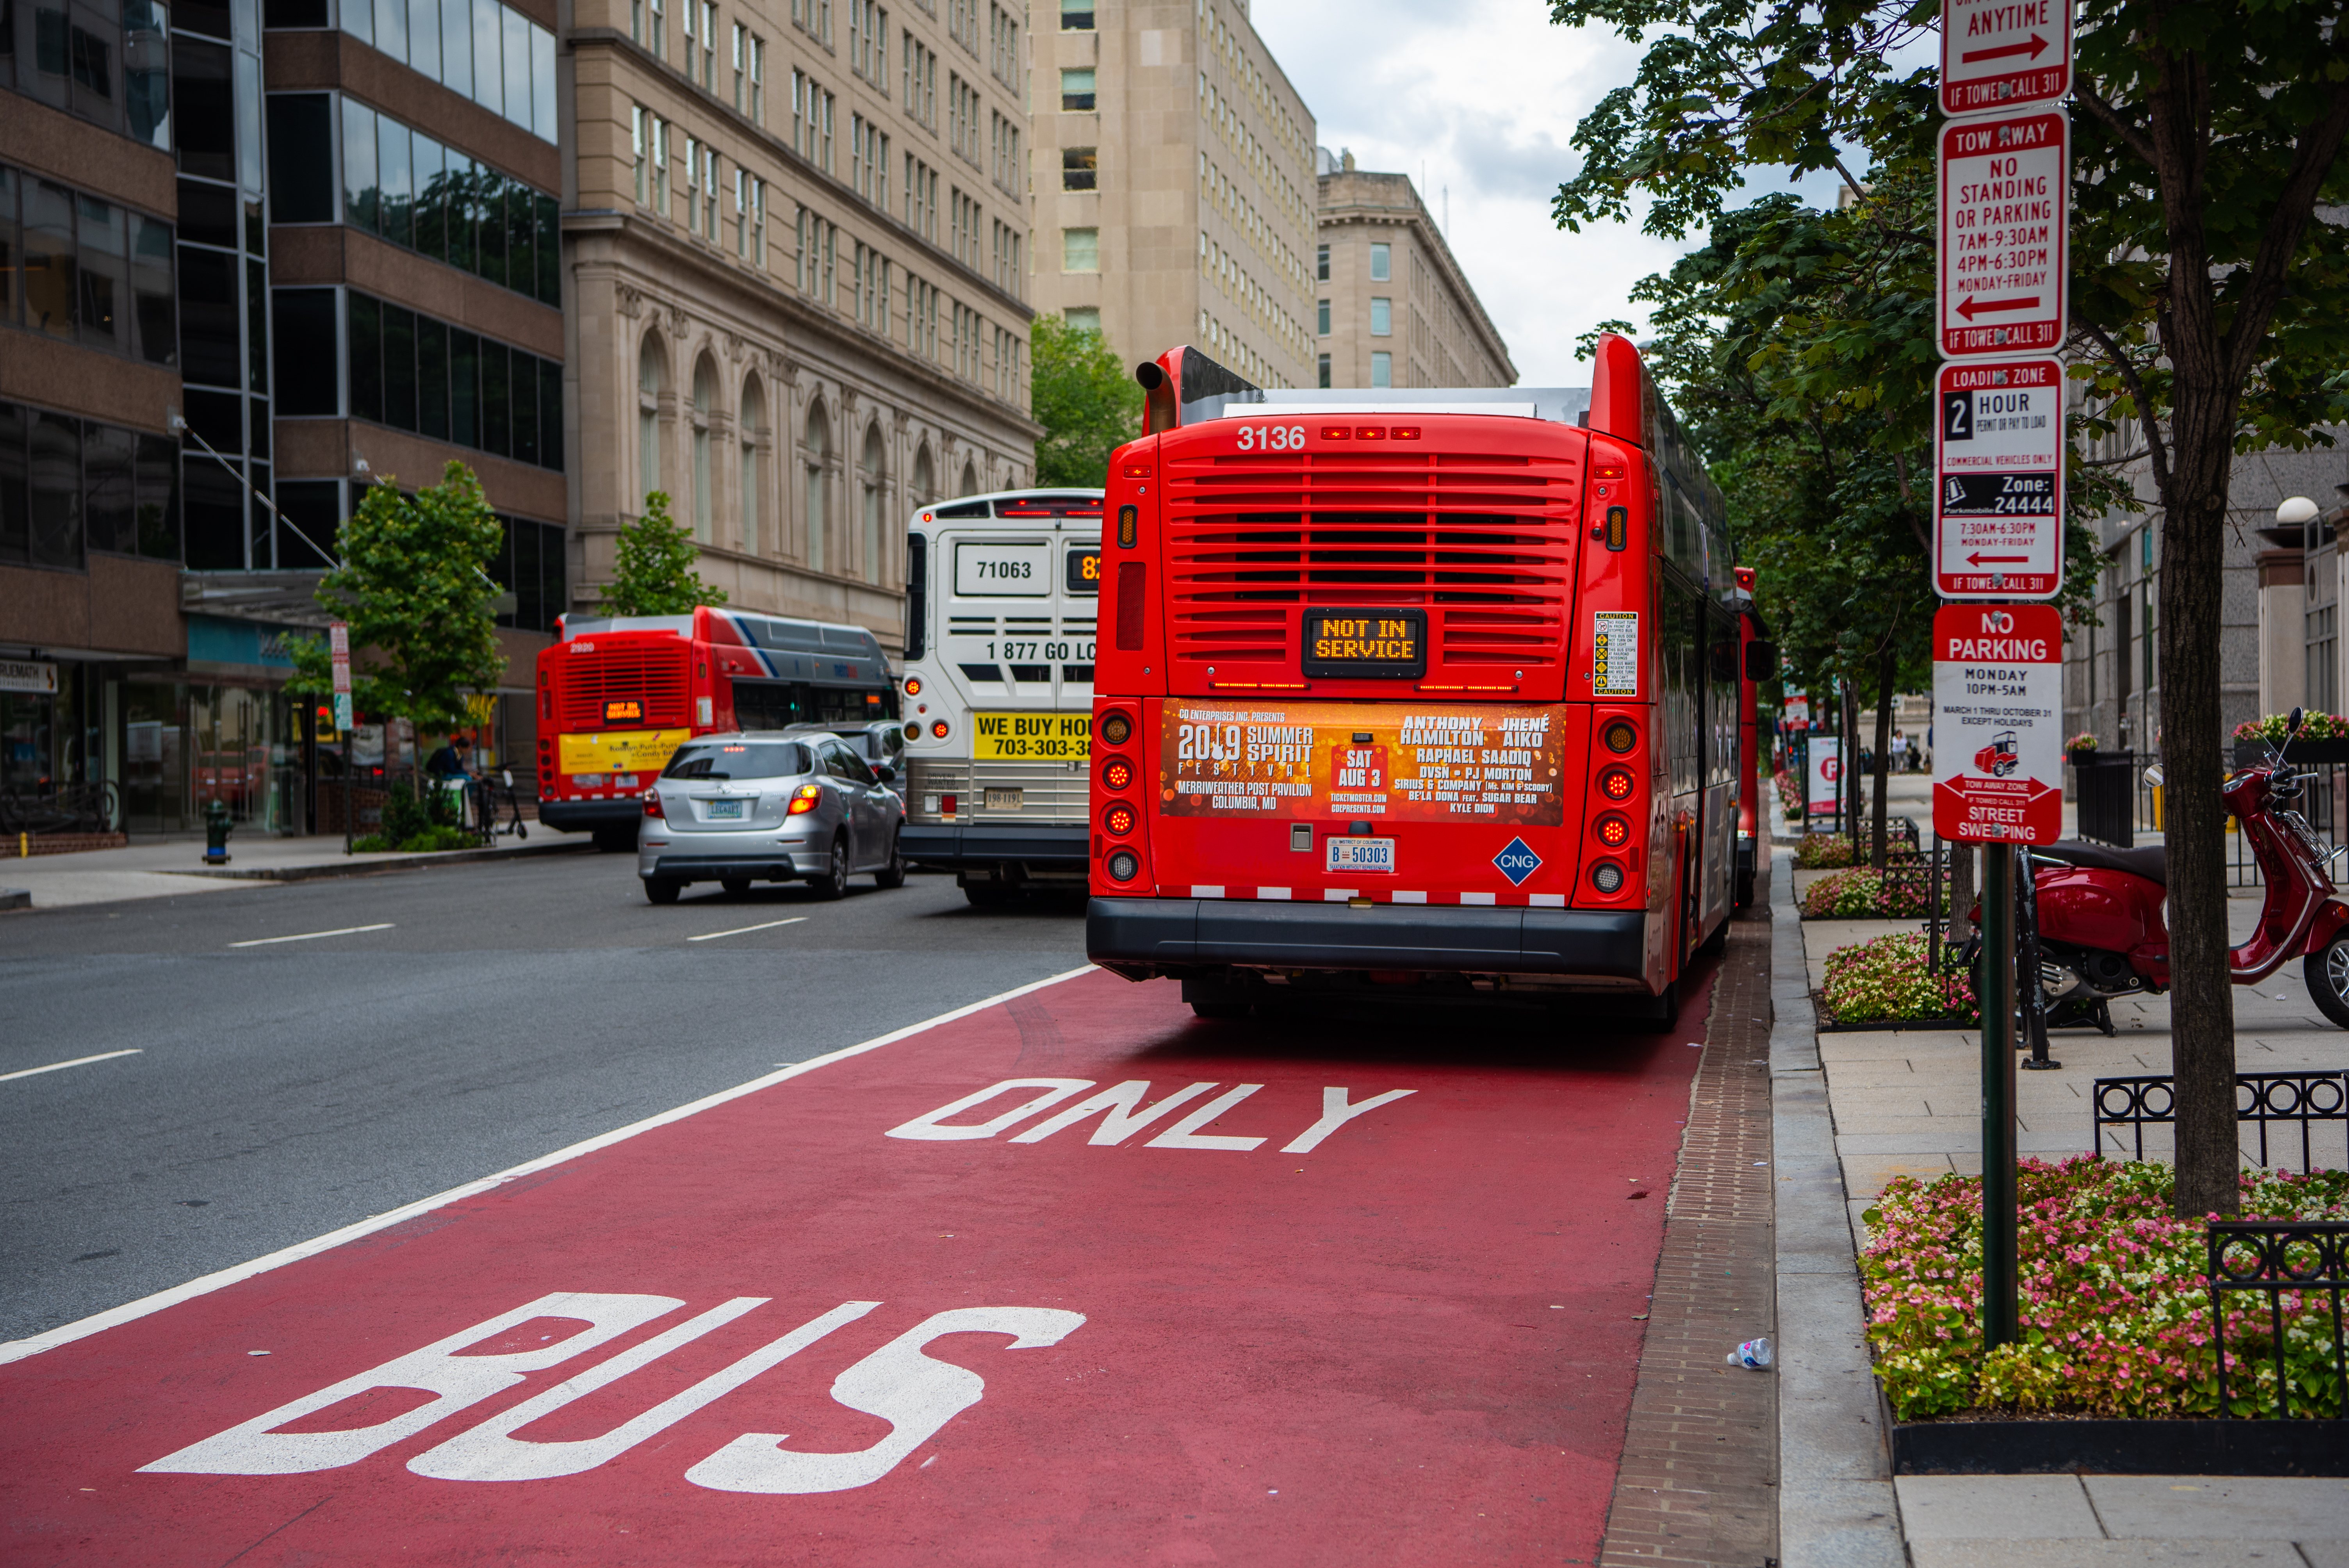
[1315,151,1513,390]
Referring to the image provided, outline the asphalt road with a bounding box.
[0,852,1087,1344]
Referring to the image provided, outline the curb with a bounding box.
[160,837,595,883]
[1770,834,1908,1568]
[0,888,28,911]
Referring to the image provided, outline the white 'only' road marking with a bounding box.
[0,1049,143,1084]
[228,923,396,948]
[687,917,809,943]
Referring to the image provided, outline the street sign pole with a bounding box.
[1979,843,2019,1350]
[331,622,353,855]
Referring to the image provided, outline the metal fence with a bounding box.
[0,782,120,836]
[2091,1070,2349,1171]
[2208,1220,2349,1419]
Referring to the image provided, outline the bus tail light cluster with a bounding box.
[1588,715,1645,899]
[1095,706,1146,886]
[788,784,821,815]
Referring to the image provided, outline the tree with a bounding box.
[287,461,507,733]
[601,491,728,615]
[1031,314,1144,487]
[1551,0,2349,1218]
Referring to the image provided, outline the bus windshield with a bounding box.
[663,742,812,780]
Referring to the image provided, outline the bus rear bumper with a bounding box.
[1086,896,1650,983]
[538,799,648,832]
[902,823,1088,872]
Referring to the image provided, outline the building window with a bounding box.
[1371,351,1390,387]
[1060,68,1094,111]
[1317,243,1330,282]
[1317,353,1330,388]
[1065,306,1100,333]
[1370,297,1390,336]
[1062,146,1097,191]
[1370,242,1390,282]
[324,95,562,307]
[1062,227,1098,272]
[749,34,766,122]
[1059,0,1092,27]
[342,287,565,470]
[1317,298,1329,336]
[647,0,666,56]
[731,23,746,110]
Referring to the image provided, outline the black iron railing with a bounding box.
[2092,1070,2349,1169]
[0,782,120,836]
[2208,1220,2349,1419]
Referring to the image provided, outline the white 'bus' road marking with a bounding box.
[229,923,396,948]
[0,1049,143,1084]
[687,918,810,943]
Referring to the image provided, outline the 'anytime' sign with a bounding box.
[1932,603,2064,844]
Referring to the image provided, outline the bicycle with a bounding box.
[469,770,530,845]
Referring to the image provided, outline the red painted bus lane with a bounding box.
[2,966,1713,1566]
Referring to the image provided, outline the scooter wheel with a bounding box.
[2303,931,2349,1029]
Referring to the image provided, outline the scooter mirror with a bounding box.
[2144,763,2165,788]
[2290,707,2305,736]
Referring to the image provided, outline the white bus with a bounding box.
[898,488,1103,903]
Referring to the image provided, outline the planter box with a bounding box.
[2236,737,2349,766]
[1892,1417,2349,1477]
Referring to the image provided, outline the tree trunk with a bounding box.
[1845,680,1863,848]
[1871,639,1895,871]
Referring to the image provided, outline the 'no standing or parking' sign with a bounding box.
[1932,603,2065,844]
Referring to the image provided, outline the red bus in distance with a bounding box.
[535,607,897,849]
[1086,336,1770,1021]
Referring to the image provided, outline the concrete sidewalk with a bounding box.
[0,831,593,911]
[1769,789,2349,1567]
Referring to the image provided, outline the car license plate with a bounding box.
[1325,836,1395,874]
[704,798,746,820]
[984,788,1024,810]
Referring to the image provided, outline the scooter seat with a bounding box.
[2033,839,2167,886]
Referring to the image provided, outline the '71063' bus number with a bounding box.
[1233,425,1307,452]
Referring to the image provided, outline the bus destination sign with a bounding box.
[1937,109,2068,358]
[1931,603,2064,844]
[1940,0,2071,117]
[1161,699,1564,825]
[1933,355,2065,600]
[1300,609,1427,679]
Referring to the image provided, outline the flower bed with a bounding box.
[1802,867,1947,919]
[1820,930,1977,1026]
[1775,768,1804,819]
[2236,710,2349,745]
[1795,833,1856,869]
[1863,1158,2349,1420]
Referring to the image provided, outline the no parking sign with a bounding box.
[1931,603,2064,843]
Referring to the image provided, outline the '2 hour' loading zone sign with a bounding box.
[1935,356,2064,599]
[1937,109,2069,358]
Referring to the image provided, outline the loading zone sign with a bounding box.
[1932,603,2064,844]
[1935,356,2065,600]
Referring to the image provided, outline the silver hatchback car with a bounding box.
[636,732,907,903]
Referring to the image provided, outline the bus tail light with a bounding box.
[1598,766,1636,802]
[1595,812,1632,849]
[788,784,821,815]
[1098,709,1133,746]
[904,721,921,740]
[1106,849,1141,882]
[1102,801,1137,837]
[931,720,950,739]
[644,793,665,819]
[941,792,958,819]
[904,676,922,696]
[1602,719,1639,754]
[1101,755,1134,791]
[1590,860,1626,895]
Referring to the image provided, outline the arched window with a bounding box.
[804,397,830,574]
[636,336,666,501]
[959,458,978,498]
[912,444,934,507]
[860,424,886,585]
[740,376,766,557]
[691,355,717,542]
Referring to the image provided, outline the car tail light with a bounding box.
[788,784,821,815]
[1603,719,1638,754]
[1107,849,1141,882]
[1100,755,1134,791]
[1595,812,1632,849]
[1590,859,1626,894]
[1599,766,1636,802]
[644,793,665,818]
[1102,800,1137,836]
[1099,709,1133,745]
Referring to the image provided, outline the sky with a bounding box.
[1249,0,1841,388]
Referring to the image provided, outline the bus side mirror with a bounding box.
[1744,640,1778,681]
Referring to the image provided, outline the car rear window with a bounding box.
[663,742,811,780]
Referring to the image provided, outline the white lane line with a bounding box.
[0,1049,143,1084]
[228,923,396,948]
[0,963,1098,1366]
[687,917,810,942]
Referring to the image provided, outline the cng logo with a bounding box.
[1492,837,1541,886]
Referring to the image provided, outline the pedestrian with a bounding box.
[425,733,472,781]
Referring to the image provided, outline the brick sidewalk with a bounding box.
[1599,894,1780,1568]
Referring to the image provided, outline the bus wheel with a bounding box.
[812,835,850,900]
[873,832,907,889]
[643,877,681,905]
[1631,978,1681,1031]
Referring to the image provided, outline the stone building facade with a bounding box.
[570,0,1042,656]
[1314,153,1513,390]
[1028,0,1316,386]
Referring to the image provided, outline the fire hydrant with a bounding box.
[203,799,232,865]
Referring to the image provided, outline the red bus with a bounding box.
[1084,335,1772,1021]
[1733,564,1768,909]
[535,607,897,849]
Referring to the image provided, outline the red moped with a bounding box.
[2025,711,2349,1032]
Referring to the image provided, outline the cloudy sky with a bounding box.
[1251,0,1839,387]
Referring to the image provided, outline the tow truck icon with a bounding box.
[1973,731,2020,778]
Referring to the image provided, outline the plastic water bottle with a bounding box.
[1727,1336,1773,1369]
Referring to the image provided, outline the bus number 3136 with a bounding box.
[1233,425,1307,452]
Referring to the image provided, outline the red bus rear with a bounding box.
[1084,336,1754,1022]
[535,607,897,847]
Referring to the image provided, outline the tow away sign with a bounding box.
[1938,109,2067,358]
[1941,0,2071,116]
[1935,356,2064,599]
[1932,604,2064,844]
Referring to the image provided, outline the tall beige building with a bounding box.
[567,0,1044,654]
[1029,0,1315,387]
[1316,153,1515,389]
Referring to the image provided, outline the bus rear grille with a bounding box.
[557,647,693,728]
[1163,452,1579,669]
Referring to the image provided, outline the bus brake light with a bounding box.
[1101,755,1135,791]
[1595,813,1632,849]
[789,784,821,815]
[904,676,922,695]
[931,720,950,739]
[1599,766,1636,802]
[1102,801,1137,836]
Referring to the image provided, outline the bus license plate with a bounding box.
[984,788,1023,811]
[704,799,745,820]
[971,713,1092,761]
[1326,836,1395,875]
